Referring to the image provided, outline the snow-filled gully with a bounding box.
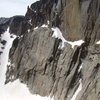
[0,28,53,100]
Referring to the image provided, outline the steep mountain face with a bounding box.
[0,0,100,100]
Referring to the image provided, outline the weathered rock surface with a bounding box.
[6,26,100,100]
[1,0,100,100]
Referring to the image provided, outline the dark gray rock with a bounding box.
[1,40,7,45]
[9,16,25,36]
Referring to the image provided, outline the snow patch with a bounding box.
[17,35,23,39]
[28,19,32,25]
[34,26,39,30]
[67,40,84,48]
[20,35,23,38]
[51,27,84,49]
[41,24,48,28]
[29,19,31,23]
[71,79,82,100]
[34,10,37,13]
[78,63,83,73]
[47,20,50,25]
[51,27,66,48]
[28,29,30,33]
[96,40,100,44]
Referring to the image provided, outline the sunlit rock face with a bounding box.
[0,0,100,100]
[25,0,100,42]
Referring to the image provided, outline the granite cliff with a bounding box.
[0,0,100,100]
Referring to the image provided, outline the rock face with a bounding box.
[1,0,100,100]
[0,17,10,36]
[0,16,24,55]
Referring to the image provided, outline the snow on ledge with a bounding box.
[51,27,84,49]
[96,40,100,44]
[51,27,66,48]
[71,79,82,100]
[41,24,48,28]
[78,63,83,73]
[67,40,84,49]
[34,26,39,30]
[34,21,49,30]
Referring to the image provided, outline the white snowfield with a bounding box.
[96,40,100,44]
[52,27,84,49]
[71,79,82,100]
[0,28,53,100]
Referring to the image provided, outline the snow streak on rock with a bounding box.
[78,63,83,73]
[52,27,66,48]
